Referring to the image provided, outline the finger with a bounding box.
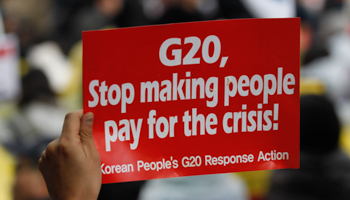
[41,149,46,160]
[61,110,84,141]
[38,157,43,171]
[38,149,46,172]
[79,112,97,156]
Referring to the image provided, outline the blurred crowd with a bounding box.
[0,0,350,200]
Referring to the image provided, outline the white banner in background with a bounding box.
[0,34,20,102]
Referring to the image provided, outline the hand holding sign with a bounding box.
[39,111,101,200]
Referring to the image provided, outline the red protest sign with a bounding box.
[83,18,300,184]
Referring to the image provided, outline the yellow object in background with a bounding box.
[340,126,350,156]
[0,146,16,200]
[235,170,271,200]
[300,78,326,95]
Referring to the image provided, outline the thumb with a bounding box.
[79,112,97,155]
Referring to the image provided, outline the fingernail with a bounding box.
[85,113,94,124]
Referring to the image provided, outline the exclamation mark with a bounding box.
[273,104,279,130]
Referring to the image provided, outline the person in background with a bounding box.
[3,69,67,154]
[1,69,68,200]
[64,0,124,50]
[14,139,52,200]
[267,94,350,200]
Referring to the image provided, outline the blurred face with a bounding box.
[14,158,49,200]
[300,22,312,62]
[162,0,199,11]
[298,0,326,14]
[97,0,125,17]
